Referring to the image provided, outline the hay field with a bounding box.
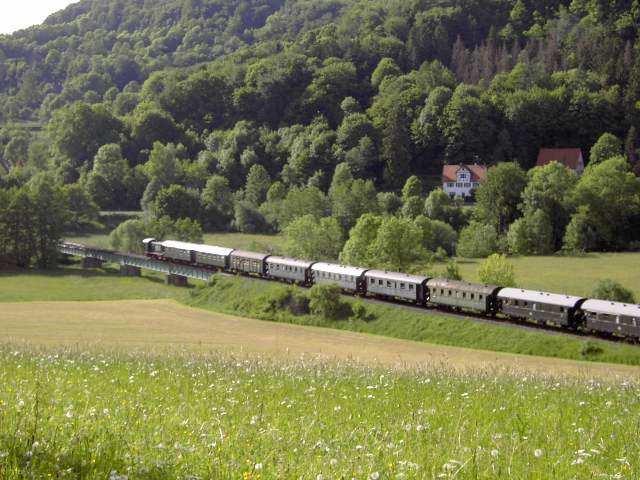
[1,299,638,379]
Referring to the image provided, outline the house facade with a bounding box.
[536,148,585,175]
[442,164,487,198]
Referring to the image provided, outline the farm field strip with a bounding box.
[0,299,639,379]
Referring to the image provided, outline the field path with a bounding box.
[1,299,638,378]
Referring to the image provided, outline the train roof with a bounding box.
[142,238,156,244]
[230,250,270,261]
[266,256,316,269]
[160,240,200,250]
[365,270,430,284]
[311,262,369,277]
[159,240,234,256]
[497,288,584,308]
[427,278,499,295]
[581,299,640,317]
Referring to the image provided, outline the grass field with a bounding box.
[453,252,640,299]
[0,346,638,479]
[2,299,639,377]
[0,264,192,302]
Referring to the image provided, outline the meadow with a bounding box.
[0,346,638,479]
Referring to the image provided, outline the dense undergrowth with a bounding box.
[0,347,638,479]
[185,274,640,366]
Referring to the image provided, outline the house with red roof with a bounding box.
[536,148,585,175]
[442,163,487,198]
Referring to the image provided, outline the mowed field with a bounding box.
[1,299,638,379]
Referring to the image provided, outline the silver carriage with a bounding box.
[191,244,233,269]
[229,250,270,275]
[497,288,585,326]
[426,278,500,314]
[158,240,195,262]
[266,256,315,284]
[364,270,430,303]
[311,263,369,293]
[581,299,640,337]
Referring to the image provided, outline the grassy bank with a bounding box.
[186,275,640,366]
[0,346,637,479]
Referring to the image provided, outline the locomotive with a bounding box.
[143,238,640,339]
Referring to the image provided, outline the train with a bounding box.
[142,238,640,340]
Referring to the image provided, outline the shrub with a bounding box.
[478,254,516,286]
[440,258,462,280]
[580,341,603,358]
[308,283,352,320]
[591,279,636,303]
[456,222,498,258]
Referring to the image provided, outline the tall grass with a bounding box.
[0,346,637,479]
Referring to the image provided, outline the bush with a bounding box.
[440,258,462,280]
[478,254,516,286]
[308,283,352,320]
[591,279,636,303]
[580,341,603,358]
[456,222,498,258]
[265,287,310,316]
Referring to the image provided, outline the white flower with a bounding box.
[330,458,338,467]
[370,472,380,480]
[491,449,499,458]
[534,449,544,458]
[254,463,263,471]
[64,410,73,419]
[17,399,25,409]
[316,475,323,480]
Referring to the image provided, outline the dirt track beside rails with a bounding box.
[1,299,638,379]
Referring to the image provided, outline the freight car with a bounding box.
[142,238,640,341]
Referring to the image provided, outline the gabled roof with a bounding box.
[536,148,583,170]
[442,164,487,183]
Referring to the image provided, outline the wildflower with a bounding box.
[17,399,25,410]
[64,410,73,419]
[491,449,499,458]
[534,449,544,458]
[317,475,323,480]
[330,458,338,467]
[254,463,263,471]
[370,472,380,480]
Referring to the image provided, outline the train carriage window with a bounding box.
[479,294,483,300]
[441,289,444,295]
[387,281,392,287]
[462,292,466,298]
[400,283,405,289]
[379,280,383,285]
[524,301,528,307]
[370,278,375,284]
[448,290,452,296]
[470,293,475,300]
[514,300,519,306]
[409,284,414,290]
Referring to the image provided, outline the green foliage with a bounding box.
[440,258,462,280]
[569,156,640,249]
[478,254,516,287]
[233,200,268,234]
[589,133,623,166]
[507,209,554,255]
[414,215,457,255]
[109,216,203,254]
[339,213,383,267]
[308,283,351,320]
[401,175,422,200]
[0,178,67,268]
[244,164,271,206]
[154,184,202,222]
[456,221,499,258]
[283,215,343,260]
[62,183,100,232]
[201,175,234,231]
[591,279,636,304]
[474,162,527,234]
[520,161,578,249]
[85,144,132,210]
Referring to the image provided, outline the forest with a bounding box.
[1,0,640,268]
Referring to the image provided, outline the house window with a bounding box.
[447,182,454,187]
[464,182,471,187]
[456,182,463,187]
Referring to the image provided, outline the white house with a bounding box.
[442,163,487,198]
